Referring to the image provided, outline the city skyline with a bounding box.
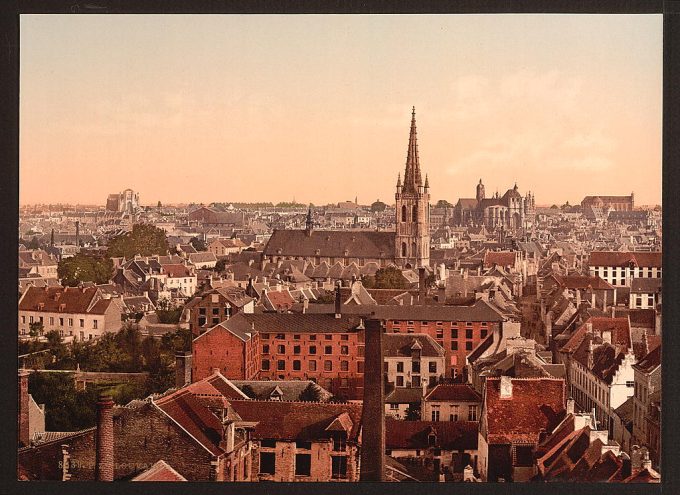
[20,14,662,206]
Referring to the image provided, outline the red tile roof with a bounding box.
[18,286,111,315]
[588,251,661,268]
[228,400,362,442]
[184,373,249,400]
[560,317,631,354]
[484,377,566,444]
[131,460,187,481]
[424,384,481,402]
[264,289,295,311]
[483,251,517,269]
[554,275,613,291]
[161,264,193,278]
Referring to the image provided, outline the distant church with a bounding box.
[452,180,535,229]
[263,107,430,269]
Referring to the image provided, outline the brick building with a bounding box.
[588,251,661,288]
[581,194,634,212]
[184,287,255,337]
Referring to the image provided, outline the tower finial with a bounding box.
[402,107,422,193]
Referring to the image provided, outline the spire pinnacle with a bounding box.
[402,107,422,194]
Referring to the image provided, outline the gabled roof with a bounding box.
[131,460,187,481]
[263,229,396,259]
[424,384,481,402]
[588,251,661,268]
[19,286,108,315]
[385,419,478,451]
[484,377,566,444]
[228,400,363,441]
[483,251,517,269]
[383,333,445,358]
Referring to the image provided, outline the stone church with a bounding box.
[263,108,431,269]
[452,180,536,229]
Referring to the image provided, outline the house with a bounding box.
[629,278,661,309]
[421,384,481,423]
[228,400,363,482]
[160,263,197,297]
[588,251,661,288]
[383,333,446,389]
[478,376,566,482]
[385,419,479,480]
[208,237,247,257]
[384,387,423,420]
[184,287,255,337]
[18,286,123,341]
[230,380,332,402]
[188,251,218,270]
[631,344,661,467]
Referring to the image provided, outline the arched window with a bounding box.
[412,205,418,222]
[401,242,407,257]
[401,205,407,222]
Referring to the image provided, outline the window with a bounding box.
[450,405,459,422]
[341,334,349,340]
[332,456,348,479]
[465,328,473,339]
[93,320,98,329]
[481,328,487,338]
[293,360,301,371]
[341,361,349,371]
[468,405,478,421]
[21,316,25,324]
[309,335,317,341]
[626,381,634,387]
[325,334,333,340]
[412,205,417,222]
[390,403,399,410]
[412,375,421,386]
[451,341,458,351]
[259,452,276,475]
[331,432,347,451]
[396,362,404,373]
[49,317,54,325]
[295,454,311,476]
[340,345,349,355]
[436,328,443,339]
[60,317,64,326]
[277,360,285,370]
[262,360,270,371]
[212,308,219,315]
[324,360,332,371]
[309,360,317,371]
[340,378,349,388]
[199,307,207,315]
[465,342,473,351]
[294,345,301,355]
[451,328,458,339]
[431,406,440,421]
[401,205,407,222]
[29,316,33,324]
[412,361,420,373]
[325,346,333,354]
[357,346,364,357]
[396,376,404,387]
[263,345,270,354]
[278,345,286,354]
[68,318,73,326]
[429,362,437,373]
[309,345,317,355]
[296,440,312,449]
[357,361,364,373]
[293,334,300,340]
[212,317,219,325]
[261,333,270,340]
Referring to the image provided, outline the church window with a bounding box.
[401,242,407,257]
[401,205,407,222]
[412,205,417,222]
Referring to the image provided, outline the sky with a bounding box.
[20,14,662,207]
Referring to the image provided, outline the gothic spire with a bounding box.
[402,106,422,194]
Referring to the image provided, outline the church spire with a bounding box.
[402,106,422,194]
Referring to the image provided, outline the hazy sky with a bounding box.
[20,14,662,206]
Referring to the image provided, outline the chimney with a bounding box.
[620,451,632,479]
[641,450,653,472]
[95,394,115,481]
[302,298,309,314]
[575,289,581,307]
[500,376,513,399]
[360,318,385,481]
[175,351,192,388]
[611,306,616,318]
[75,221,80,247]
[18,370,30,447]
[418,267,427,302]
[602,329,612,345]
[334,283,342,319]
[566,397,575,415]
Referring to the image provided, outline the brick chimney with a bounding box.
[499,375,513,399]
[360,318,385,481]
[566,397,575,415]
[175,351,192,388]
[95,394,114,481]
[418,267,427,302]
[18,370,30,447]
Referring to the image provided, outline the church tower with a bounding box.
[476,179,485,202]
[395,107,430,268]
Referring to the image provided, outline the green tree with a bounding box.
[436,199,453,208]
[299,382,323,402]
[405,405,421,421]
[363,266,408,289]
[370,200,387,213]
[27,236,41,250]
[106,223,169,259]
[58,254,113,287]
[189,237,207,251]
[214,258,228,272]
[28,372,99,431]
[29,321,44,338]
[45,330,69,363]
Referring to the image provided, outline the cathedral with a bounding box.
[452,179,535,229]
[263,108,431,269]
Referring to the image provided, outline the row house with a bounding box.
[631,345,661,467]
[477,376,566,482]
[558,317,637,436]
[588,251,661,288]
[159,263,197,297]
[208,237,247,257]
[18,286,123,340]
[629,278,662,310]
[421,384,482,423]
[184,287,255,337]
[383,333,446,389]
[18,249,58,279]
[229,400,362,482]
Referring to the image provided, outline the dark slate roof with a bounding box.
[263,229,395,259]
[633,345,661,374]
[385,419,478,451]
[230,380,332,402]
[385,387,424,404]
[630,277,662,293]
[383,333,445,358]
[224,311,364,334]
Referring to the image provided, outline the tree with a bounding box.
[28,372,99,431]
[299,382,323,402]
[58,254,113,287]
[363,266,408,289]
[436,199,453,208]
[106,223,169,259]
[214,258,228,272]
[190,236,207,252]
[157,200,162,208]
[370,200,387,213]
[45,330,69,363]
[27,236,41,250]
[405,405,421,421]
[29,321,43,338]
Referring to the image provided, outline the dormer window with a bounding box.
[330,431,347,452]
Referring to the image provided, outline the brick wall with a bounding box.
[18,371,30,447]
[192,326,247,381]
